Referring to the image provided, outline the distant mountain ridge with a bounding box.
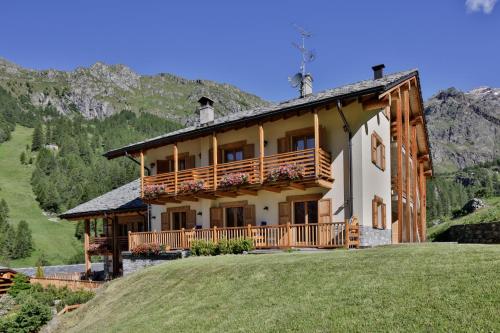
[0,58,269,125]
[424,86,499,173]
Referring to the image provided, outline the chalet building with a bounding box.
[61,65,432,277]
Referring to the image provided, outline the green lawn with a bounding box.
[428,196,500,241]
[0,126,81,267]
[54,244,500,332]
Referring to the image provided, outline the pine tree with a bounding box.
[1,224,16,259]
[14,220,33,259]
[31,124,44,151]
[0,198,9,222]
[20,151,27,165]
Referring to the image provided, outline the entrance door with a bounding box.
[172,212,187,230]
[293,200,318,245]
[225,207,245,227]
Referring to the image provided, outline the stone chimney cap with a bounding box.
[372,64,385,79]
[198,96,214,106]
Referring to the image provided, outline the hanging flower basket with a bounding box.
[143,184,168,198]
[220,172,249,188]
[179,179,205,193]
[266,163,305,182]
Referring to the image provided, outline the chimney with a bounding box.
[372,64,385,80]
[300,74,313,97]
[198,96,214,125]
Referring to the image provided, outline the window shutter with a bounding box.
[381,203,386,229]
[319,126,327,150]
[371,134,377,165]
[157,160,169,174]
[161,212,170,231]
[186,155,196,169]
[318,198,331,223]
[186,210,197,229]
[277,137,288,154]
[210,207,223,228]
[243,144,255,159]
[372,199,378,229]
[244,204,256,226]
[278,202,291,225]
[209,148,213,165]
[381,144,386,171]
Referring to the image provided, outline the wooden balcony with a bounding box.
[142,148,333,202]
[128,221,359,251]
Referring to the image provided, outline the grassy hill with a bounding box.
[54,244,499,332]
[427,196,500,241]
[0,126,80,267]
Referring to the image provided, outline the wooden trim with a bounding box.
[219,140,247,151]
[219,200,248,208]
[285,126,314,138]
[371,131,385,171]
[404,89,411,242]
[362,98,389,112]
[396,92,403,243]
[314,111,320,177]
[286,193,323,203]
[371,195,386,229]
[140,151,144,197]
[84,219,91,277]
[166,206,191,231]
[259,124,264,183]
[212,133,218,190]
[173,144,178,194]
[412,125,418,242]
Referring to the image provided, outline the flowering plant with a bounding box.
[179,179,205,193]
[219,172,249,188]
[143,184,168,198]
[266,163,305,182]
[88,242,107,254]
[131,243,161,256]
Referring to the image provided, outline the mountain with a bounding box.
[0,58,269,124]
[424,87,500,173]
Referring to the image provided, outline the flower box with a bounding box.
[266,163,305,182]
[143,184,168,198]
[219,172,249,188]
[179,179,205,193]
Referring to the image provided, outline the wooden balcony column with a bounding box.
[140,151,144,197]
[411,125,418,242]
[259,124,264,183]
[395,89,403,243]
[174,143,178,194]
[84,218,91,277]
[212,133,218,191]
[403,88,411,242]
[313,110,320,177]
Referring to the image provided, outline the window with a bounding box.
[371,132,385,170]
[225,207,245,227]
[224,148,244,162]
[172,212,187,230]
[292,134,315,151]
[372,195,386,229]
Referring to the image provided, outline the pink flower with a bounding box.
[266,163,304,182]
[179,180,205,193]
[220,172,249,188]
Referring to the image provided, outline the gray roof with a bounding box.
[104,69,418,158]
[59,179,146,219]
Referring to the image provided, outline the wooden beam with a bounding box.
[214,191,238,198]
[412,125,418,242]
[424,170,433,177]
[378,78,413,99]
[317,179,333,189]
[396,91,403,243]
[84,219,91,277]
[418,154,430,162]
[174,143,178,194]
[237,188,258,196]
[163,198,182,203]
[404,89,411,243]
[259,124,264,183]
[261,186,281,193]
[419,161,425,242]
[213,133,218,191]
[314,110,320,177]
[362,98,389,112]
[411,115,423,126]
[175,196,198,202]
[421,163,427,241]
[288,182,306,190]
[140,151,144,197]
[194,193,218,200]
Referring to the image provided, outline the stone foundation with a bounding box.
[359,225,392,247]
[121,250,189,276]
[435,222,499,244]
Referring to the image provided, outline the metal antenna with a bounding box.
[292,24,315,76]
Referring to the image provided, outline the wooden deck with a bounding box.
[128,221,359,251]
[142,148,333,203]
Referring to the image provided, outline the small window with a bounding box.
[224,148,244,162]
[372,195,386,229]
[371,132,385,171]
[292,134,315,151]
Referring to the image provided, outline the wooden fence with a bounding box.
[30,277,104,291]
[129,220,360,251]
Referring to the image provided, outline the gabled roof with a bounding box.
[59,179,146,220]
[104,69,419,159]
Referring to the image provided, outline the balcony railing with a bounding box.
[142,148,332,197]
[128,221,360,251]
[88,236,128,254]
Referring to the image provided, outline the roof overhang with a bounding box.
[59,206,147,221]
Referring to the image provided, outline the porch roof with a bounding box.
[59,179,147,220]
[103,69,420,159]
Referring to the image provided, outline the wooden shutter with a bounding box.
[243,144,255,159]
[208,147,222,165]
[381,144,386,171]
[186,155,196,169]
[372,198,378,229]
[210,207,223,228]
[186,210,197,229]
[161,212,170,231]
[371,134,377,165]
[381,203,387,229]
[277,137,288,154]
[157,160,169,174]
[278,202,291,225]
[318,198,332,223]
[319,126,327,150]
[244,204,256,226]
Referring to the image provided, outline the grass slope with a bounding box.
[55,244,500,333]
[428,196,500,241]
[0,126,80,267]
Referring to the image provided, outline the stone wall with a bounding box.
[435,222,500,244]
[359,225,392,247]
[122,250,188,276]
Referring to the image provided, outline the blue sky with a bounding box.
[0,0,498,101]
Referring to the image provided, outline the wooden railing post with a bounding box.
[286,222,292,248]
[247,224,252,239]
[181,228,186,249]
[153,230,158,244]
[213,226,218,243]
[84,219,91,277]
[128,230,132,251]
[344,220,350,249]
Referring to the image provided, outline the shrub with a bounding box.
[192,238,254,256]
[0,297,52,333]
[131,243,161,256]
[219,173,249,188]
[191,240,219,256]
[57,290,94,312]
[35,265,44,278]
[8,274,30,297]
